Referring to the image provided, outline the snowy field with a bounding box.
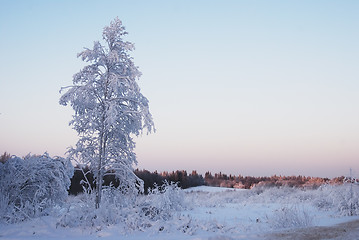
[1,185,359,240]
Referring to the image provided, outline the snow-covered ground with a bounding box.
[1,185,359,240]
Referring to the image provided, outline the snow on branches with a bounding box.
[0,153,73,223]
[59,18,154,207]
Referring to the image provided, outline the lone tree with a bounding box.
[60,18,154,208]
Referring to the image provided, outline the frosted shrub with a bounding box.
[147,182,185,211]
[270,205,313,229]
[0,153,73,223]
[126,182,185,233]
[313,184,359,216]
[332,184,359,216]
[58,187,134,229]
[250,184,359,218]
[313,185,337,210]
[141,182,196,234]
[58,181,185,232]
[0,194,10,220]
[251,186,303,204]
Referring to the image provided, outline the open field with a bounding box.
[1,185,359,240]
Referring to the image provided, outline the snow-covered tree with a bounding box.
[59,18,154,208]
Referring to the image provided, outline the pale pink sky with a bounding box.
[1,1,358,178]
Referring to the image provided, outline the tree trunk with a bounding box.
[95,139,103,209]
[96,66,110,209]
[95,126,105,208]
[95,169,102,209]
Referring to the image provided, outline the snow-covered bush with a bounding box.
[314,184,359,216]
[58,181,185,232]
[338,184,359,216]
[270,205,313,229]
[251,186,304,204]
[0,153,73,223]
[146,182,185,212]
[253,184,359,218]
[129,182,185,233]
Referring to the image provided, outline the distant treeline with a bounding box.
[69,168,205,195]
[203,171,344,189]
[68,166,346,195]
[0,152,346,195]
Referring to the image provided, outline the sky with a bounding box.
[0,0,358,178]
